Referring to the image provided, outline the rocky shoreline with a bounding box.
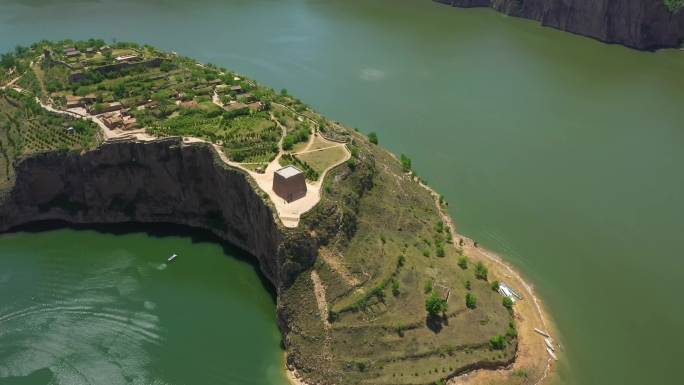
[435,0,684,50]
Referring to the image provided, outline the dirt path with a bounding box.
[318,247,360,287]
[310,270,331,331]
[294,142,345,155]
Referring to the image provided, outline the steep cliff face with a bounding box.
[437,0,684,49]
[0,138,317,290]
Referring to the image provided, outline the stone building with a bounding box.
[273,166,307,203]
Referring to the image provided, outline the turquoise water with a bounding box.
[0,227,288,385]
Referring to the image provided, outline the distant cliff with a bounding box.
[436,0,684,50]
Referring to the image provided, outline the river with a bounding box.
[0,226,287,385]
[1,1,683,385]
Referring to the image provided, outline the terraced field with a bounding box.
[0,89,101,188]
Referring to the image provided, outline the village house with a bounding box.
[224,102,248,112]
[229,85,244,94]
[273,165,307,203]
[65,95,84,109]
[247,101,263,112]
[180,100,199,109]
[102,113,123,129]
[64,47,81,58]
[82,93,98,104]
[91,101,123,114]
[122,115,138,130]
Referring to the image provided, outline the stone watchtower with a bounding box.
[273,166,307,203]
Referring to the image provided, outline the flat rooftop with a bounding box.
[276,165,303,179]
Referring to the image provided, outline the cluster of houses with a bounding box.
[61,44,110,59]
[215,84,263,113]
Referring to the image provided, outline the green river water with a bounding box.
[1,1,683,384]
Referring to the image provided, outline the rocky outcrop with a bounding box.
[0,138,317,290]
[436,0,684,49]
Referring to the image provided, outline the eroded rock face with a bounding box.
[0,138,317,290]
[437,0,684,49]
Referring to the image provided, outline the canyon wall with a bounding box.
[0,138,317,290]
[436,0,684,49]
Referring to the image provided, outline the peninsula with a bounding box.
[0,40,558,385]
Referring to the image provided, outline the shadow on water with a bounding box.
[0,368,53,385]
[3,220,278,304]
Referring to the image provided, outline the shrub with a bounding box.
[475,261,488,281]
[424,279,433,294]
[503,296,514,310]
[457,256,468,270]
[464,280,471,290]
[435,243,445,258]
[392,280,400,296]
[425,292,448,316]
[465,293,477,309]
[506,321,518,339]
[368,131,378,145]
[490,334,506,350]
[491,280,500,291]
[400,153,411,172]
[397,255,406,268]
[664,0,684,12]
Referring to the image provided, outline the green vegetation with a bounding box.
[503,296,514,310]
[490,335,507,350]
[465,292,477,309]
[290,125,516,384]
[491,280,500,291]
[368,131,378,144]
[400,153,411,172]
[475,261,488,280]
[425,292,448,316]
[458,255,468,270]
[283,125,310,150]
[665,0,684,12]
[0,89,101,187]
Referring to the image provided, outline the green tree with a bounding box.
[502,296,514,310]
[1,52,15,69]
[491,280,500,291]
[400,153,411,172]
[465,293,477,309]
[368,131,378,145]
[490,335,506,350]
[435,243,445,258]
[152,89,172,113]
[457,256,468,270]
[425,292,448,316]
[392,280,400,296]
[475,261,488,281]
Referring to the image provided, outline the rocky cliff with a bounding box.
[436,0,684,49]
[0,138,317,290]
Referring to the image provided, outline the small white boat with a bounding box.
[534,328,550,337]
[167,254,178,263]
[546,347,558,361]
[545,337,555,351]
